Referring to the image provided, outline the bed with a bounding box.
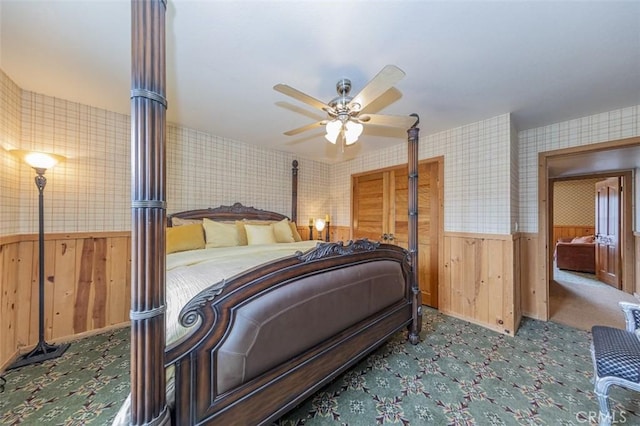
[115,203,422,425]
[129,2,422,424]
[168,206,420,424]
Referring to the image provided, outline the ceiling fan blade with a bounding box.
[283,120,326,136]
[358,114,418,129]
[274,84,331,112]
[348,65,406,112]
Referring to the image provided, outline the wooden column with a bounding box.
[407,115,421,344]
[291,160,298,223]
[130,0,169,425]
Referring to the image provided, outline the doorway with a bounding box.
[537,136,639,327]
[550,175,626,287]
[548,172,635,329]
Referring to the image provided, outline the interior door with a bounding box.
[352,171,389,241]
[351,161,440,308]
[595,177,621,288]
[392,163,439,307]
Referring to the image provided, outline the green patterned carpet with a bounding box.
[1,309,639,425]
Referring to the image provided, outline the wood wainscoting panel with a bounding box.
[0,241,19,366]
[442,232,519,336]
[518,233,544,319]
[296,225,351,243]
[330,226,351,243]
[0,232,131,370]
[552,225,595,244]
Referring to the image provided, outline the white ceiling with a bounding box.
[1,0,639,165]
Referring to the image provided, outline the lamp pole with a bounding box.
[7,167,69,370]
[8,165,69,370]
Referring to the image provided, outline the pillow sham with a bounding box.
[235,221,249,246]
[289,221,303,242]
[244,224,277,245]
[203,218,241,248]
[166,223,205,254]
[271,218,296,243]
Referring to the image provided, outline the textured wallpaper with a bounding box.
[553,178,600,226]
[519,106,640,233]
[1,71,329,236]
[0,70,22,236]
[331,114,515,233]
[2,64,639,237]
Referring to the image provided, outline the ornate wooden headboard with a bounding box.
[168,203,289,226]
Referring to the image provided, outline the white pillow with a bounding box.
[244,224,277,245]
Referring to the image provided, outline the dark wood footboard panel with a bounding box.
[166,240,418,425]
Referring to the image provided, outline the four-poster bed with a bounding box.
[128,1,422,424]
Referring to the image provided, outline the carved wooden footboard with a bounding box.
[165,240,418,425]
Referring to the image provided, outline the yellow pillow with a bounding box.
[166,223,205,254]
[244,224,277,245]
[203,218,241,248]
[289,221,302,242]
[271,218,295,243]
[235,221,248,246]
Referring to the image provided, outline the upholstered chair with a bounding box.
[591,301,640,425]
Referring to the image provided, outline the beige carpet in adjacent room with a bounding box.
[550,266,639,331]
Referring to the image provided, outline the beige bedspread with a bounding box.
[166,241,319,345]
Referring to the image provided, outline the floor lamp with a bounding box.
[8,150,69,370]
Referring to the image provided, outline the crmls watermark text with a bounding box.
[575,410,628,424]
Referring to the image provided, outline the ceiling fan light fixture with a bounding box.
[344,120,363,145]
[344,132,358,145]
[275,65,410,147]
[325,119,341,144]
[325,132,338,144]
[326,119,342,134]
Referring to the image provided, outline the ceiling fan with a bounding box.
[274,64,417,147]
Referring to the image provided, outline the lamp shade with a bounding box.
[11,150,65,170]
[344,121,363,145]
[314,218,326,232]
[324,119,341,144]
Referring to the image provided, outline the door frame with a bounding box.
[549,172,631,289]
[538,137,639,321]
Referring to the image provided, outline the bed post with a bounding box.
[130,0,170,425]
[408,114,422,344]
[291,160,298,223]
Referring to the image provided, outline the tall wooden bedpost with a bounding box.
[131,0,169,425]
[291,160,298,223]
[408,114,422,344]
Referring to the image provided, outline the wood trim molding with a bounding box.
[538,136,640,320]
[0,231,131,245]
[444,231,515,241]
